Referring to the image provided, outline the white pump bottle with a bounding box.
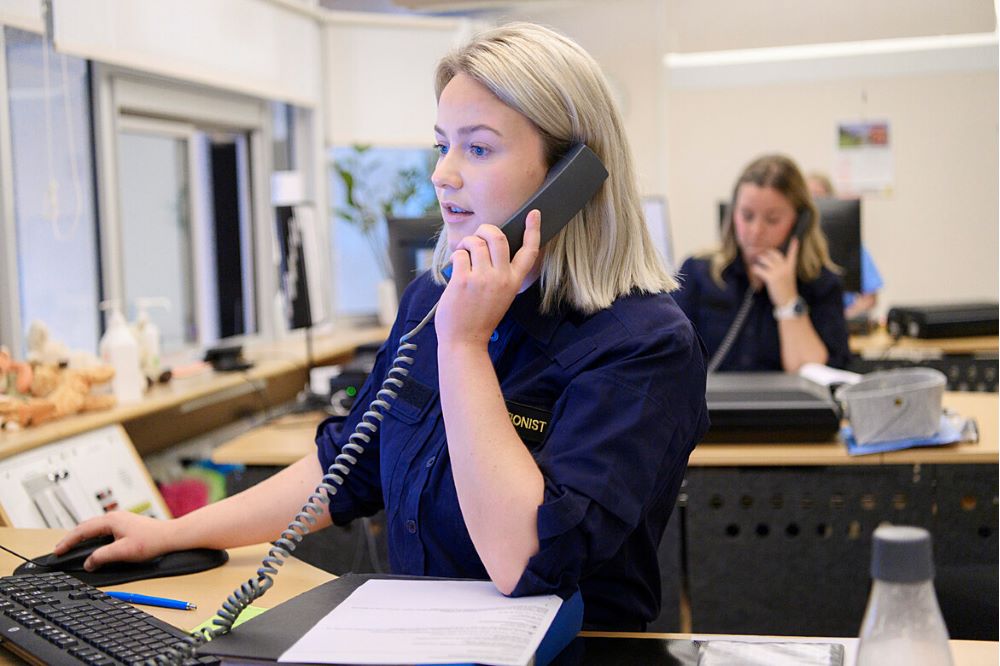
[99,301,144,403]
[133,297,170,382]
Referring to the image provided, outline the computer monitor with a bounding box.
[717,198,862,293]
[387,216,441,304]
[275,205,313,330]
[814,198,862,294]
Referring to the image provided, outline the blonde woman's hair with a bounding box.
[709,154,840,287]
[429,22,675,314]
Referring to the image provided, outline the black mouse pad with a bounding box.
[13,548,229,586]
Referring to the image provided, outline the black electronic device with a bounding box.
[275,205,313,331]
[498,143,608,256]
[203,344,253,372]
[328,369,371,416]
[704,372,842,443]
[387,216,441,306]
[388,144,607,300]
[781,206,810,255]
[440,143,607,281]
[0,572,212,666]
[15,539,229,588]
[886,302,999,339]
[813,197,862,293]
[26,534,114,572]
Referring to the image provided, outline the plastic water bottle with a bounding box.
[856,525,953,666]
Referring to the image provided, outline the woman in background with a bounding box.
[674,154,849,372]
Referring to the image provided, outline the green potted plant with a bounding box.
[332,145,436,323]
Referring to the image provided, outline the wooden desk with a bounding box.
[0,528,334,629]
[212,410,328,466]
[0,326,388,459]
[212,392,999,469]
[0,527,334,665]
[689,391,998,467]
[0,528,994,665]
[681,391,998,638]
[579,631,998,666]
[211,390,998,639]
[850,329,998,357]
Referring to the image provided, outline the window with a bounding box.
[94,71,276,354]
[114,119,257,352]
[329,146,437,317]
[5,27,100,355]
[0,41,319,357]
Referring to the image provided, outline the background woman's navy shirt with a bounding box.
[315,272,709,630]
[673,256,850,371]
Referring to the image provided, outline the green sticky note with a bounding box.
[190,605,268,634]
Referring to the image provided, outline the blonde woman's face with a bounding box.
[732,184,798,266]
[431,73,548,252]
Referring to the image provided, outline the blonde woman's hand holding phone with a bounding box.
[752,235,800,307]
[436,212,542,352]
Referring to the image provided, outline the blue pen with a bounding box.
[105,591,197,611]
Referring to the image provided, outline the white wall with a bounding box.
[490,0,999,315]
[661,0,995,51]
[496,0,669,197]
[52,0,323,107]
[323,12,472,146]
[665,66,998,314]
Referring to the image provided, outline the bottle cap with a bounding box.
[870,525,935,583]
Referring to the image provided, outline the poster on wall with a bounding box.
[833,120,894,197]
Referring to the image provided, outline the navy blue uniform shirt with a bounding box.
[315,272,709,630]
[673,256,850,371]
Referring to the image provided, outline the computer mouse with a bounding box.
[29,534,119,572]
[14,538,228,587]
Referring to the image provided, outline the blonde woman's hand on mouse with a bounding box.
[54,513,181,572]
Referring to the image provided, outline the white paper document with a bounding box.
[278,579,562,665]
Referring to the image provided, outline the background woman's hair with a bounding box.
[709,153,839,286]
[430,22,675,314]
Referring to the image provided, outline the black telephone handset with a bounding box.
[443,144,608,280]
[500,143,608,256]
[779,207,811,256]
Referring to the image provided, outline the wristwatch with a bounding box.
[773,295,809,320]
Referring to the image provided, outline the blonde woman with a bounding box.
[675,154,850,372]
[58,23,708,632]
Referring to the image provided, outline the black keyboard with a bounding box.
[0,571,218,665]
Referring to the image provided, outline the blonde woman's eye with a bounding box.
[434,143,449,156]
[469,145,489,157]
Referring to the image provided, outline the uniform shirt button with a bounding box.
[406,519,417,534]
[425,456,436,468]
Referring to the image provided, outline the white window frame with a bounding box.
[0,27,22,351]
[92,65,279,343]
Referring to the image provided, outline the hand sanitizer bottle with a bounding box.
[133,297,169,382]
[99,301,144,403]
[856,525,953,666]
